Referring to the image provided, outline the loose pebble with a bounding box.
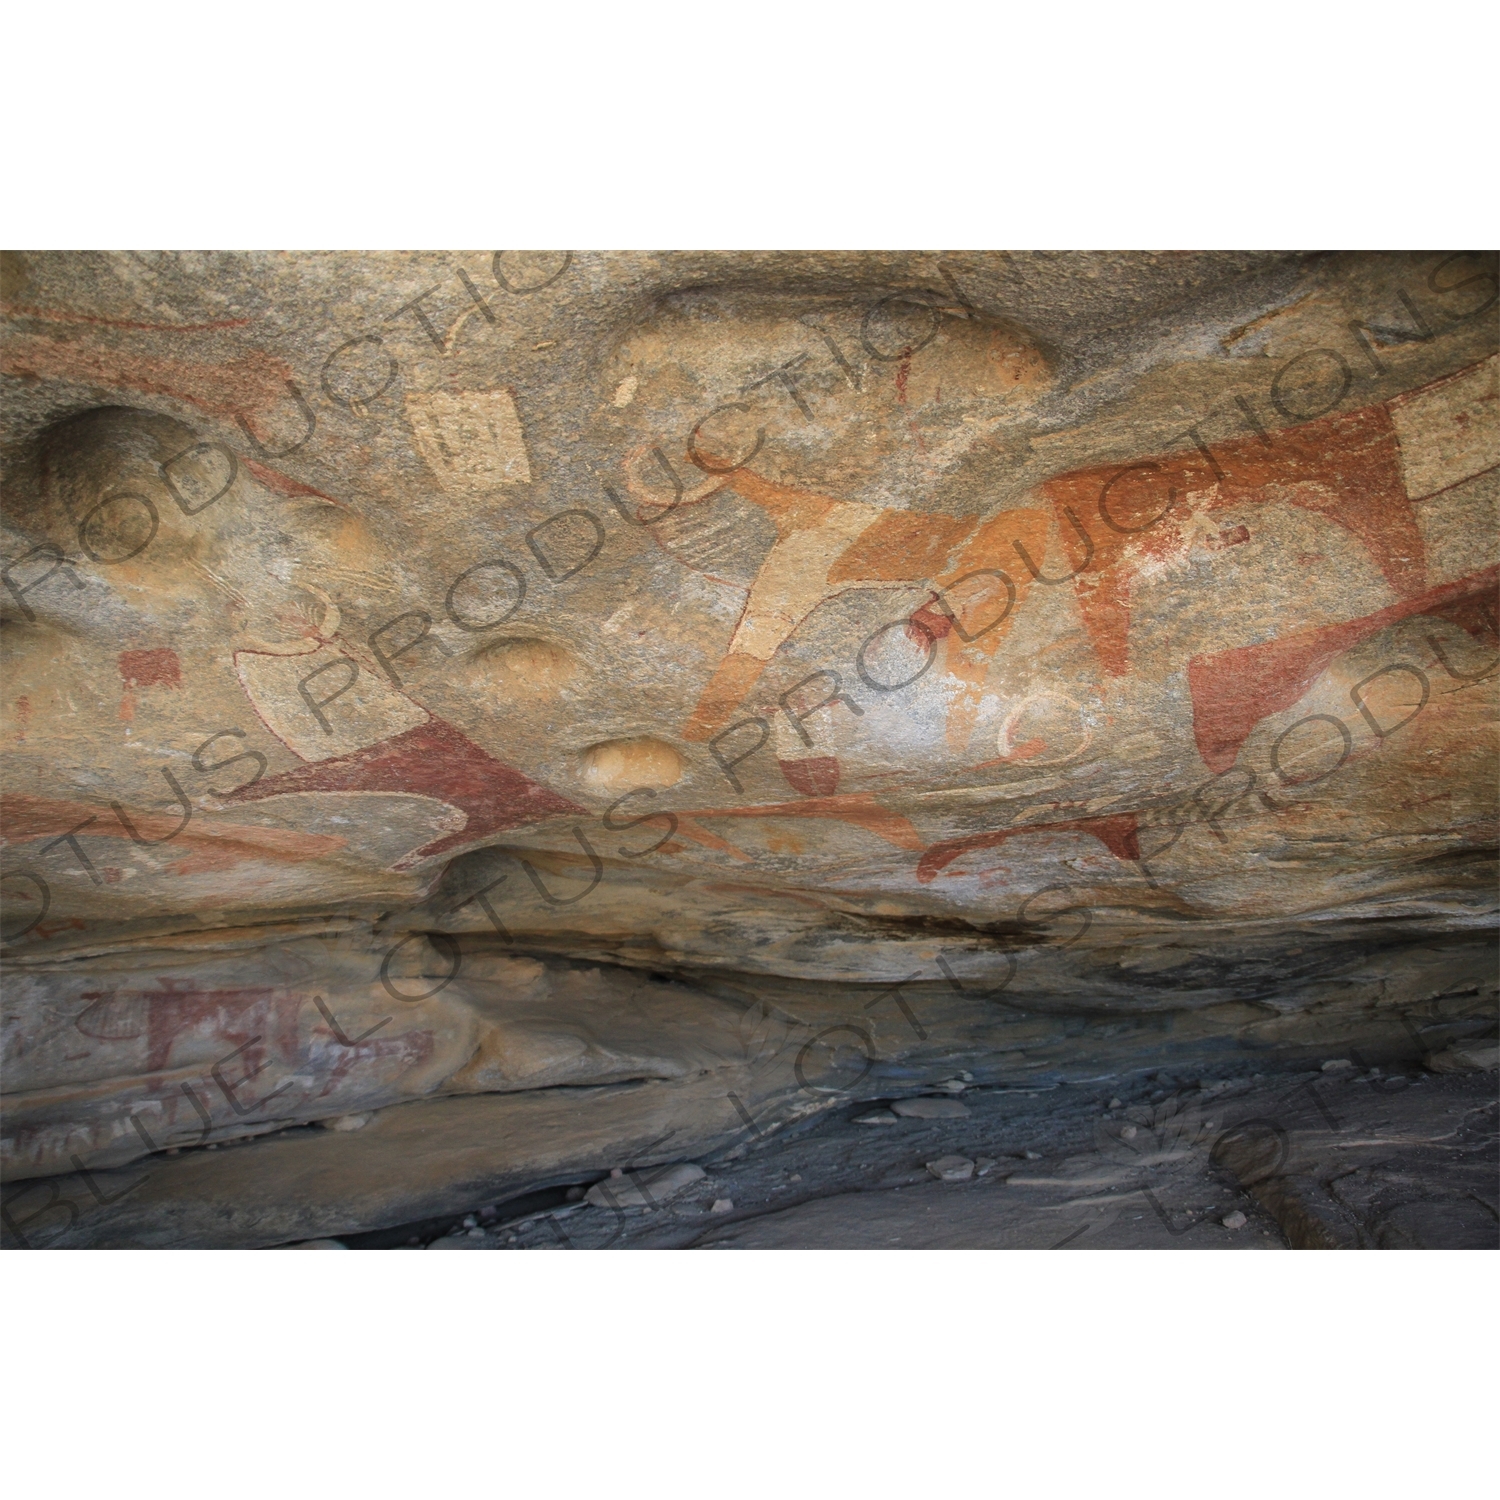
[1322,1059,1353,1072]
[319,1112,373,1131]
[891,1097,969,1119]
[854,1110,898,1125]
[936,1079,967,1093]
[462,1215,477,1229]
[710,1199,734,1213]
[1024,1150,1043,1160]
[467,1227,484,1238]
[974,1157,999,1176]
[1425,1042,1500,1073]
[789,1174,801,1182]
[1108,1098,1123,1109]
[927,1155,975,1182]
[1120,1125,1138,1140]
[1222,1210,1248,1230]
[585,1162,706,1209]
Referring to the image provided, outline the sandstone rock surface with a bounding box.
[2,251,1495,1247]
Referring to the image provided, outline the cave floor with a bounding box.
[330,1064,1499,1252]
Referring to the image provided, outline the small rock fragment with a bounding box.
[1108,1098,1123,1110]
[467,1227,485,1238]
[974,1157,999,1176]
[1222,1210,1248,1230]
[585,1162,706,1209]
[1024,1150,1043,1160]
[789,1174,801,1182]
[710,1198,734,1213]
[1120,1125,1138,1140]
[936,1079,967,1093]
[1425,1042,1500,1073]
[927,1155,975,1181]
[462,1215,477,1229]
[1321,1059,1353,1072]
[318,1112,373,1131]
[854,1110,898,1125]
[891,1097,970,1119]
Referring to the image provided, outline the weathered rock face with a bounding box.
[1,251,1495,1247]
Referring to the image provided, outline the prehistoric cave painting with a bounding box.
[1187,563,1500,772]
[220,563,582,875]
[117,647,182,725]
[770,710,842,798]
[18,403,584,877]
[639,340,1492,787]
[1,324,296,431]
[90,980,307,1076]
[915,812,1141,885]
[226,716,583,870]
[627,455,1050,754]
[117,648,181,689]
[49,979,438,1154]
[669,792,925,863]
[0,792,348,876]
[229,637,583,870]
[1036,354,1499,680]
[405,389,532,492]
[955,688,1098,772]
[611,298,1054,771]
[234,642,432,763]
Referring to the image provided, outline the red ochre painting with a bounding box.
[2,251,1497,1256]
[225,718,585,870]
